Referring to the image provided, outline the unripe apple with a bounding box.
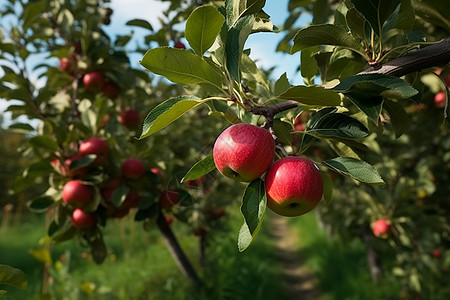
[119,109,141,130]
[121,158,145,180]
[159,190,180,209]
[372,219,391,238]
[102,81,119,99]
[174,41,186,49]
[265,156,323,217]
[83,71,105,93]
[72,208,97,229]
[213,123,275,182]
[434,91,446,108]
[79,137,109,165]
[62,180,94,208]
[432,249,442,258]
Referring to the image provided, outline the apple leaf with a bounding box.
[274,72,291,96]
[306,112,369,139]
[238,179,267,252]
[48,221,76,243]
[225,0,267,28]
[27,196,55,213]
[111,184,130,207]
[333,73,417,121]
[277,85,341,106]
[135,203,159,221]
[139,95,207,139]
[125,19,153,31]
[69,154,96,170]
[321,171,333,204]
[0,265,28,290]
[186,5,225,56]
[28,136,58,151]
[181,154,216,183]
[28,247,52,264]
[323,157,385,185]
[140,47,223,91]
[351,0,400,36]
[383,99,411,138]
[290,24,365,56]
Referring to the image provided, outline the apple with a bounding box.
[83,71,105,93]
[193,228,208,236]
[372,219,391,238]
[165,216,173,224]
[434,91,446,108]
[71,208,97,229]
[432,249,442,258]
[445,73,450,87]
[121,158,145,180]
[123,192,140,208]
[119,109,141,129]
[79,137,109,165]
[62,180,95,208]
[211,208,225,219]
[102,81,119,99]
[174,41,186,49]
[294,116,306,131]
[213,123,275,182]
[59,55,77,73]
[159,190,180,209]
[265,156,323,217]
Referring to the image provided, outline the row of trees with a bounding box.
[1,0,449,299]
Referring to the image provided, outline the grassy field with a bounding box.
[1,206,404,300]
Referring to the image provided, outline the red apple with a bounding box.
[165,216,173,224]
[59,55,77,74]
[213,123,275,182]
[71,208,97,229]
[432,249,442,258]
[372,219,391,238]
[83,71,105,93]
[121,158,145,180]
[62,180,95,208]
[434,91,446,108]
[119,109,141,129]
[211,208,225,219]
[102,81,119,99]
[174,41,186,49]
[123,192,140,208]
[159,190,180,209]
[79,137,109,165]
[265,156,323,217]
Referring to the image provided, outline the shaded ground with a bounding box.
[269,214,320,300]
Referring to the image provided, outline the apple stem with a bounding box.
[156,211,202,288]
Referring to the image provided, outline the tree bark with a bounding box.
[156,211,202,288]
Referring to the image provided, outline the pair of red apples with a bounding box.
[213,123,324,217]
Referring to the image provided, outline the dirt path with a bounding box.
[269,214,320,300]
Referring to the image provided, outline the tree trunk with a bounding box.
[156,211,202,288]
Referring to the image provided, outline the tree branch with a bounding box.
[360,38,450,77]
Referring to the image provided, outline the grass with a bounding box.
[0,207,287,300]
[289,211,400,300]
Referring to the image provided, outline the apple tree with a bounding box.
[136,0,450,297]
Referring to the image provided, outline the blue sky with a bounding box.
[1,0,307,126]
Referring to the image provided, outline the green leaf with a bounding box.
[140,47,223,91]
[111,184,130,207]
[290,24,365,56]
[274,73,291,96]
[186,5,225,56]
[323,157,385,185]
[0,265,28,290]
[306,113,369,140]
[225,0,267,28]
[22,0,46,30]
[69,155,96,170]
[8,123,35,133]
[139,95,206,139]
[351,0,400,35]
[300,46,319,84]
[383,99,411,138]
[238,179,267,252]
[226,15,254,81]
[321,171,333,203]
[28,136,58,152]
[28,248,52,264]
[333,74,417,121]
[273,119,293,145]
[125,19,153,31]
[181,154,216,183]
[277,85,341,106]
[27,196,55,213]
